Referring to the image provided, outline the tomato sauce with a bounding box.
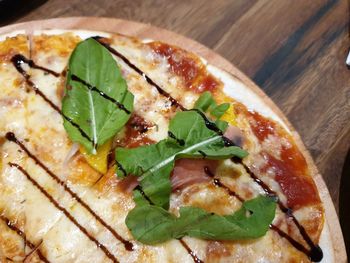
[247,110,320,209]
[124,128,155,148]
[262,150,319,208]
[117,114,155,148]
[248,110,276,141]
[148,42,221,93]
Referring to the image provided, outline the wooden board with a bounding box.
[0,17,347,262]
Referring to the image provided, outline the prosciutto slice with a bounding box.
[171,159,218,191]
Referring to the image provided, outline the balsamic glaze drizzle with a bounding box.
[11,54,60,77]
[188,109,223,135]
[70,74,131,114]
[0,215,50,263]
[134,185,155,205]
[134,181,199,262]
[187,109,236,147]
[204,166,244,202]
[8,49,200,261]
[5,132,134,252]
[8,162,119,263]
[168,131,185,146]
[90,38,323,262]
[93,36,186,111]
[23,240,43,262]
[234,159,323,262]
[179,239,204,263]
[205,165,322,261]
[11,55,95,149]
[198,150,207,159]
[8,38,323,261]
[270,225,311,256]
[115,160,128,177]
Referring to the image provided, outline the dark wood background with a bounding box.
[0,0,349,254]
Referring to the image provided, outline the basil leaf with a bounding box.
[115,110,248,208]
[62,38,134,154]
[126,195,276,245]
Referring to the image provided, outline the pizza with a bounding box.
[0,28,336,262]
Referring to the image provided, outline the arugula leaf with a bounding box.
[194,91,230,119]
[62,38,134,154]
[194,91,215,111]
[126,195,276,245]
[211,103,230,119]
[194,91,230,131]
[115,110,247,208]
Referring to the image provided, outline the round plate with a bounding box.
[0,17,347,262]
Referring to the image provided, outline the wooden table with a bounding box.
[1,0,349,254]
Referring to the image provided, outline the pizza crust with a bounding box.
[0,30,26,41]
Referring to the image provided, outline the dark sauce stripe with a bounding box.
[115,160,127,177]
[11,55,131,115]
[70,74,131,114]
[179,239,204,263]
[8,162,119,263]
[198,150,207,159]
[94,38,323,261]
[270,225,310,256]
[236,160,323,262]
[11,55,95,149]
[133,182,202,262]
[11,54,60,77]
[134,185,155,205]
[270,225,322,263]
[168,131,185,146]
[213,177,245,202]
[188,109,236,147]
[93,37,186,111]
[188,109,223,135]
[204,166,244,202]
[134,177,201,262]
[0,215,50,263]
[204,166,316,259]
[23,240,43,262]
[9,40,322,260]
[5,132,133,252]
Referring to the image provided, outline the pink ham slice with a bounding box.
[223,125,245,147]
[118,174,139,193]
[119,159,218,193]
[171,125,244,191]
[119,125,244,193]
[171,159,218,191]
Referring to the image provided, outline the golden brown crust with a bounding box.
[32,33,81,57]
[0,34,28,62]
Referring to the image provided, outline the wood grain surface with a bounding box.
[0,0,348,257]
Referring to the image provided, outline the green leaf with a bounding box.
[215,119,228,132]
[115,110,248,208]
[62,38,134,154]
[194,91,230,126]
[211,103,230,119]
[194,91,215,111]
[126,195,276,245]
